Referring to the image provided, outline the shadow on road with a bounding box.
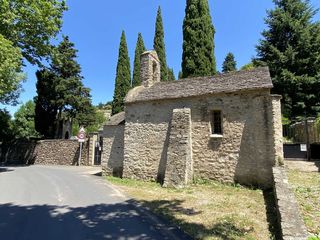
[0,167,14,173]
[0,200,191,240]
[130,198,263,240]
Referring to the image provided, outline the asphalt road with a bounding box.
[0,165,190,240]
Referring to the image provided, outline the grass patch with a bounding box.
[288,169,320,235]
[106,176,275,240]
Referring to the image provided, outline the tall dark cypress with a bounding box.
[112,31,131,115]
[167,68,176,81]
[132,33,146,87]
[222,52,237,73]
[182,0,216,78]
[153,6,168,81]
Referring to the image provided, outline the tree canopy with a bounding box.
[13,100,40,139]
[112,31,131,115]
[0,0,67,65]
[153,6,168,82]
[181,0,217,78]
[0,0,66,105]
[35,36,95,138]
[132,33,146,87]
[255,0,320,119]
[222,53,237,73]
[0,34,25,105]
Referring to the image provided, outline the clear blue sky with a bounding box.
[4,0,320,116]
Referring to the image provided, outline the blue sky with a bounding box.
[4,0,320,116]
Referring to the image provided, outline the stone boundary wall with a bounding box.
[0,139,89,166]
[272,167,308,240]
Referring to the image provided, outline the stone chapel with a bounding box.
[102,50,283,188]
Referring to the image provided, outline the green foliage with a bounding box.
[153,6,168,81]
[132,33,146,87]
[112,31,131,115]
[308,235,320,240]
[13,100,40,138]
[0,0,67,65]
[72,108,106,135]
[97,102,112,110]
[240,62,255,71]
[222,52,237,73]
[0,34,25,105]
[0,109,14,142]
[34,69,57,138]
[316,114,320,133]
[35,36,94,138]
[255,0,320,119]
[182,0,217,78]
[0,0,66,106]
[167,68,176,81]
[282,116,291,125]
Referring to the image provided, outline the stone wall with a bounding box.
[123,89,282,187]
[272,167,308,240]
[102,125,124,177]
[163,108,193,188]
[1,139,89,166]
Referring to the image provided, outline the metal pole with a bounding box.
[78,142,82,166]
[305,114,311,161]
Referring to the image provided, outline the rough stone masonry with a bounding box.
[102,50,283,188]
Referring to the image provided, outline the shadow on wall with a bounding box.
[263,190,282,240]
[0,140,37,165]
[157,121,171,184]
[104,126,124,177]
[235,110,273,188]
[72,141,89,166]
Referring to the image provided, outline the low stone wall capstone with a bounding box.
[0,139,89,166]
[272,167,308,240]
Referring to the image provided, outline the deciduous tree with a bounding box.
[13,100,40,138]
[0,0,66,105]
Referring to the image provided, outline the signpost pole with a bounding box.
[78,142,82,166]
[77,126,86,166]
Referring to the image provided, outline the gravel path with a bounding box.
[285,160,320,172]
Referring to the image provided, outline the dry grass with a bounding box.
[288,169,320,235]
[107,177,275,240]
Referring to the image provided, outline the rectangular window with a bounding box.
[211,110,222,135]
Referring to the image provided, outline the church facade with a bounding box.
[102,51,283,188]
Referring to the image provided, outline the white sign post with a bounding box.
[77,127,86,166]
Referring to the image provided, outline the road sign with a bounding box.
[77,127,86,143]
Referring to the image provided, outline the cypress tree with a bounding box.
[255,0,320,119]
[153,6,168,81]
[167,68,176,81]
[182,0,217,78]
[132,33,146,87]
[222,52,237,73]
[112,31,131,115]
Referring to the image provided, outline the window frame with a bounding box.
[210,110,223,138]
